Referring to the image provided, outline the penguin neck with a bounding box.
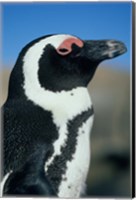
[23,81,92,127]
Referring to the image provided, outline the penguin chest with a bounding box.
[58,116,93,198]
[45,112,93,198]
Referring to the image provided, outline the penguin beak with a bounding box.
[79,40,127,62]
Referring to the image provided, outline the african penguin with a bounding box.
[1,34,127,197]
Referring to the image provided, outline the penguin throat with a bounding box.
[23,84,92,126]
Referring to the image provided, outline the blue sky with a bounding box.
[1,2,132,71]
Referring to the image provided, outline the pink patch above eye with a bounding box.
[57,37,84,56]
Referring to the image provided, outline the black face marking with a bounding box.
[46,107,94,193]
[38,44,98,92]
[38,37,126,92]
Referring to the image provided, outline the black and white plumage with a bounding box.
[2,34,127,197]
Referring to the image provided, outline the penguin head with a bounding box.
[9,34,127,98]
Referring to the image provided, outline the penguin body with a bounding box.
[2,34,127,197]
[3,87,93,197]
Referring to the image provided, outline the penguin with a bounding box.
[1,34,127,197]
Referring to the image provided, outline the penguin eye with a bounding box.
[57,48,71,56]
[59,48,69,53]
[56,37,84,56]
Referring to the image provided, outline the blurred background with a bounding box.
[0,2,132,198]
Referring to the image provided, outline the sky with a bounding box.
[1,2,132,71]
